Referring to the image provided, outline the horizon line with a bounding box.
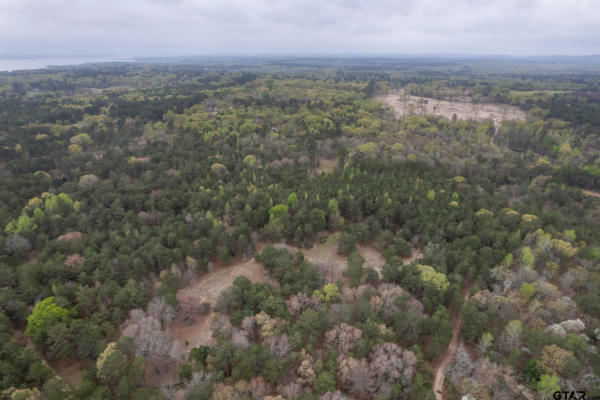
[2,53,600,60]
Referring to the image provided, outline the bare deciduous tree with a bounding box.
[369,343,417,397]
[286,292,319,318]
[278,382,303,399]
[177,293,210,324]
[297,350,316,386]
[345,358,374,399]
[231,329,250,349]
[448,343,475,383]
[248,376,270,400]
[320,391,351,400]
[325,323,362,354]
[121,308,180,375]
[147,296,175,326]
[266,333,291,358]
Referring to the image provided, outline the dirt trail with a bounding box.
[490,126,498,149]
[18,331,87,386]
[433,285,472,400]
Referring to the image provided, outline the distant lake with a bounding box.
[0,57,134,72]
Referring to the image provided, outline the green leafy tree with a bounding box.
[337,232,356,256]
[314,370,336,394]
[26,297,74,344]
[521,246,535,267]
[287,192,298,209]
[479,332,493,354]
[313,283,341,303]
[537,374,560,400]
[417,264,449,292]
[269,204,288,222]
[520,283,535,303]
[346,251,365,288]
[5,215,37,235]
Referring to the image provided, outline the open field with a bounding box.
[377,90,527,128]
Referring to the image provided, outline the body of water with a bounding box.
[0,57,135,72]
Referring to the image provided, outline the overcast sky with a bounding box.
[1,0,598,57]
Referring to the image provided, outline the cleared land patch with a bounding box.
[170,251,274,350]
[509,89,571,96]
[168,235,421,368]
[315,158,338,174]
[377,90,527,128]
[582,189,600,198]
[17,331,89,387]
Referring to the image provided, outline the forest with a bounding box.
[0,57,599,400]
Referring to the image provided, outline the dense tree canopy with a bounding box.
[0,59,599,399]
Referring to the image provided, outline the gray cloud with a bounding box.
[0,0,598,56]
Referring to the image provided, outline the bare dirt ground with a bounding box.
[170,250,274,350]
[401,248,424,265]
[273,234,391,283]
[376,90,527,129]
[273,235,348,283]
[158,252,276,389]
[315,158,338,174]
[48,358,89,386]
[169,235,396,352]
[17,331,89,387]
[433,285,472,400]
[582,189,600,198]
[356,244,387,272]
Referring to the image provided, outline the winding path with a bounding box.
[490,123,498,149]
[433,285,471,400]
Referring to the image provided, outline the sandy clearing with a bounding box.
[169,252,274,350]
[376,90,527,129]
[315,158,338,174]
[273,237,418,280]
[401,248,424,265]
[272,238,348,283]
[272,234,387,282]
[356,244,387,272]
[176,257,271,307]
[582,189,600,198]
